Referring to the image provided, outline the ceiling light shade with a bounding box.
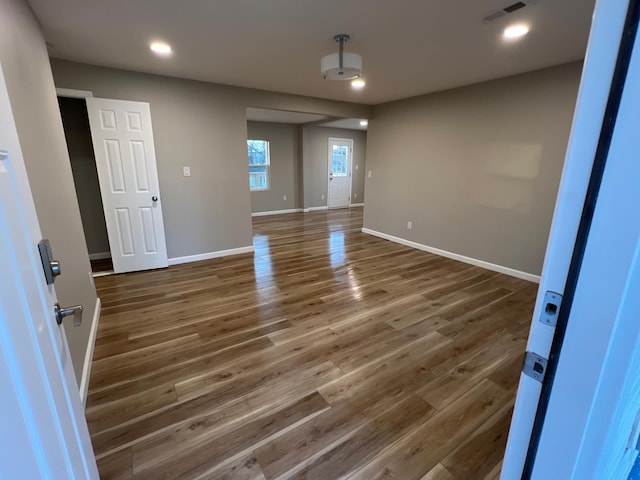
[504,24,529,38]
[321,34,363,81]
[351,79,366,89]
[150,42,172,55]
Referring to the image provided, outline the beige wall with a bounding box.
[247,121,302,213]
[0,0,98,385]
[364,62,582,276]
[51,59,372,257]
[59,97,110,256]
[302,126,367,209]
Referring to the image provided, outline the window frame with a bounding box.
[247,139,271,191]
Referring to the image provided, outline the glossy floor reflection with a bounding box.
[90,207,537,479]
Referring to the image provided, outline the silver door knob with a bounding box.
[152,196,158,202]
[54,303,83,327]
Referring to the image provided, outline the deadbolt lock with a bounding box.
[38,239,61,285]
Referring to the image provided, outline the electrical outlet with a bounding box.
[368,170,372,178]
[407,221,413,230]
[283,194,287,201]
[183,166,191,177]
[321,194,325,200]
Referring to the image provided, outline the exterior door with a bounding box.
[0,68,98,479]
[327,138,353,208]
[502,0,638,477]
[86,98,168,273]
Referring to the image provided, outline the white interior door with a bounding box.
[86,98,168,273]
[502,0,636,477]
[328,138,353,208]
[0,67,98,479]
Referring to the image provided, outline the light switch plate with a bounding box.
[183,166,191,177]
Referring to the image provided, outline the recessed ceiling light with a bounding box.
[360,120,368,126]
[351,79,366,89]
[150,42,172,55]
[504,24,529,39]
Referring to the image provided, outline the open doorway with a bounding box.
[244,107,368,223]
[57,95,113,275]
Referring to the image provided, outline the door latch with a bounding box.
[522,351,548,383]
[54,303,83,327]
[38,239,61,285]
[539,291,562,327]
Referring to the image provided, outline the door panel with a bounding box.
[131,141,150,191]
[328,138,353,209]
[140,207,158,253]
[115,208,135,255]
[87,98,168,273]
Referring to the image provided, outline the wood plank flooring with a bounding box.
[90,208,537,480]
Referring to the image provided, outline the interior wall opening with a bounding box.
[57,96,113,275]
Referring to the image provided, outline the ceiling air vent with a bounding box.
[483,1,530,23]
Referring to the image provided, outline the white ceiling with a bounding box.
[246,108,327,124]
[30,0,595,105]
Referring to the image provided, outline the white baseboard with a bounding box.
[361,228,540,283]
[168,246,254,266]
[350,203,365,207]
[89,252,111,261]
[251,208,303,217]
[302,206,329,213]
[79,297,100,407]
[92,270,114,278]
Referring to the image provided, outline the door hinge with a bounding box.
[539,291,563,327]
[522,351,548,383]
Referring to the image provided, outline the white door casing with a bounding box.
[0,66,98,479]
[86,98,168,273]
[327,138,353,208]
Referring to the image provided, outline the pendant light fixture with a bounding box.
[321,34,363,81]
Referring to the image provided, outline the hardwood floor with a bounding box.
[90,207,537,480]
[91,256,114,273]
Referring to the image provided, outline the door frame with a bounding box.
[501,0,638,477]
[56,88,93,100]
[56,88,113,276]
[525,1,640,477]
[327,137,353,209]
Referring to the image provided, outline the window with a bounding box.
[247,140,270,190]
[331,145,349,177]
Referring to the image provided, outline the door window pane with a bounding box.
[332,145,348,177]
